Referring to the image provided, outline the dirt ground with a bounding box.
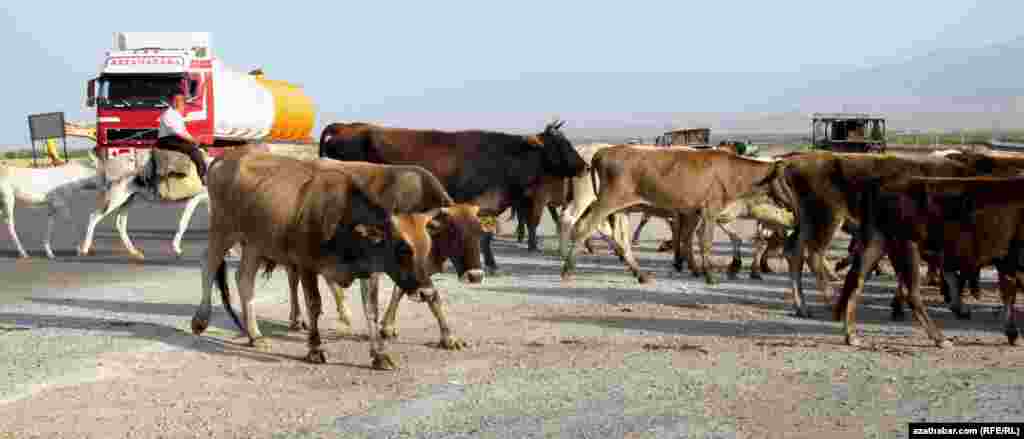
[1,143,1022,438]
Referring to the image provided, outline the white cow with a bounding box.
[0,155,103,259]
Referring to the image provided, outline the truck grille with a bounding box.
[106,128,158,142]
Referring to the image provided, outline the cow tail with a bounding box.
[215,260,244,332]
[589,155,601,198]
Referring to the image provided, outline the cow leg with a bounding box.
[285,266,307,331]
[526,194,546,253]
[760,226,787,274]
[632,213,651,245]
[297,269,326,364]
[236,250,267,349]
[380,285,403,339]
[192,232,236,336]
[943,270,971,319]
[995,271,1021,345]
[968,269,982,300]
[608,212,653,283]
[784,216,815,318]
[675,213,701,276]
[698,208,720,285]
[480,233,499,275]
[717,220,743,280]
[893,242,951,348]
[562,191,642,281]
[360,274,396,370]
[172,192,207,258]
[426,288,466,350]
[671,213,686,273]
[328,281,354,336]
[548,205,561,235]
[837,233,885,347]
[558,199,588,258]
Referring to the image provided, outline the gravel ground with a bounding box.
[2,144,1023,438]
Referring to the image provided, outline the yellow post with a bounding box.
[45,138,65,166]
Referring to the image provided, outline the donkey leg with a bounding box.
[173,192,207,258]
[2,189,28,259]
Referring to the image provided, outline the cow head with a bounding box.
[528,120,586,178]
[428,203,485,284]
[315,162,456,299]
[323,200,445,298]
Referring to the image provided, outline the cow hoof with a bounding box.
[1005,330,1021,346]
[289,320,308,331]
[954,308,972,320]
[371,352,398,371]
[380,326,399,340]
[845,335,863,347]
[190,316,209,335]
[637,273,654,284]
[672,262,684,273]
[726,272,739,280]
[174,250,184,259]
[760,264,774,274]
[794,307,813,319]
[305,349,327,364]
[250,337,272,352]
[439,335,467,350]
[937,339,954,349]
[891,309,907,322]
[749,272,763,281]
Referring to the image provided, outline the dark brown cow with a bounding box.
[775,150,1024,318]
[319,120,586,275]
[838,175,1024,348]
[192,149,453,370]
[561,146,785,284]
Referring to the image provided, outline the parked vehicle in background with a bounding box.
[811,112,887,153]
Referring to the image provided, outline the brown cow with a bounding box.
[775,150,1024,318]
[282,203,483,350]
[838,175,1024,348]
[192,149,454,370]
[561,146,785,284]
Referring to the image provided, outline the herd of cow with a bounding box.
[5,119,1024,371]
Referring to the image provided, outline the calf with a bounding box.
[561,146,784,284]
[193,148,454,370]
[838,175,1024,348]
[283,203,483,350]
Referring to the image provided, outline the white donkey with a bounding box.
[77,151,216,259]
[0,154,104,259]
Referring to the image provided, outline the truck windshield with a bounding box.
[97,76,183,109]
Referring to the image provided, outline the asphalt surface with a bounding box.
[3,180,1024,438]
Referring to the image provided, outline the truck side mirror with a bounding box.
[86,78,96,107]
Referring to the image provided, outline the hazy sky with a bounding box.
[1,0,1021,148]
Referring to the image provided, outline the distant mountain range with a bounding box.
[334,36,1024,139]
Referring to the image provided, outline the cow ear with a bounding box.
[346,164,454,213]
[353,224,387,244]
[526,135,544,148]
